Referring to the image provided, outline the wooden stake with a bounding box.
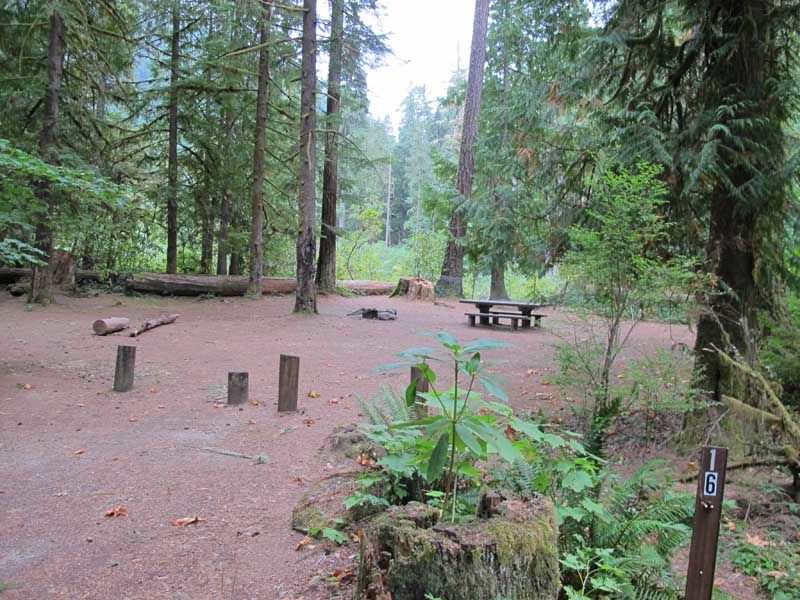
[227,372,249,405]
[113,345,136,392]
[410,366,429,419]
[278,354,299,412]
[685,446,728,600]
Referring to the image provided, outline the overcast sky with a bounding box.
[365,1,475,134]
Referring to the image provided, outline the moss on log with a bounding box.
[355,497,560,600]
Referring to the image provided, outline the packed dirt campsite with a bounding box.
[1,1,800,600]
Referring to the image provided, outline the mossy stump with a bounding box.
[354,497,560,600]
[291,471,383,533]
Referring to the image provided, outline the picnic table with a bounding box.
[459,299,549,331]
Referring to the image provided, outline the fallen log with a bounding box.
[0,267,102,285]
[129,313,179,337]
[92,317,130,335]
[124,273,395,297]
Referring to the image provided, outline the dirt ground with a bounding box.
[0,290,760,599]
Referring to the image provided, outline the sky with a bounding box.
[365,0,475,134]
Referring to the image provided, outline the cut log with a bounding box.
[0,267,101,285]
[129,314,179,337]
[92,317,130,336]
[124,273,395,297]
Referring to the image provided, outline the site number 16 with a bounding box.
[703,448,720,497]
[685,446,728,600]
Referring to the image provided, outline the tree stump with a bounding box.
[354,497,560,600]
[391,277,435,302]
[50,250,76,287]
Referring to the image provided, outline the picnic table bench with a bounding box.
[459,299,548,331]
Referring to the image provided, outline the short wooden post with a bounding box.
[227,372,249,405]
[685,446,728,600]
[113,345,136,392]
[278,354,299,412]
[410,366,429,419]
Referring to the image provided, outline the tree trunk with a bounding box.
[692,1,783,404]
[229,251,241,276]
[434,0,490,298]
[490,259,508,300]
[217,189,231,275]
[294,0,318,313]
[315,0,344,292]
[199,178,214,274]
[166,1,180,275]
[28,7,64,305]
[246,1,273,297]
[384,165,393,247]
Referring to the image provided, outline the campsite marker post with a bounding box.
[685,446,728,600]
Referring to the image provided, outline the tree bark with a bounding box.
[434,0,490,298]
[489,259,508,300]
[29,7,64,305]
[692,1,784,403]
[315,0,344,292]
[217,188,231,275]
[294,0,318,313]
[166,1,180,275]
[199,177,214,274]
[247,0,273,297]
[229,251,241,275]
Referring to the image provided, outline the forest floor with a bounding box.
[0,291,778,599]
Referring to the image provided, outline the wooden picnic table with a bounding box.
[459,299,550,330]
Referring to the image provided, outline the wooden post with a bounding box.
[278,354,299,412]
[685,446,728,600]
[227,372,249,405]
[113,345,136,392]
[410,366,429,419]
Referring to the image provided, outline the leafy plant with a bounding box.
[556,163,701,452]
[730,537,800,599]
[351,332,586,522]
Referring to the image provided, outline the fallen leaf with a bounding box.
[745,532,770,548]
[73,449,86,456]
[105,505,128,517]
[504,425,518,441]
[766,570,787,578]
[307,391,321,399]
[332,567,354,583]
[303,418,316,427]
[170,515,204,527]
[295,536,313,551]
[356,452,375,467]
